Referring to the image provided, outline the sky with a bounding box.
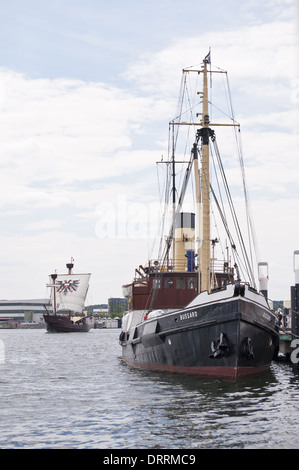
[0,0,298,304]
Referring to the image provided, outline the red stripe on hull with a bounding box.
[124,359,270,379]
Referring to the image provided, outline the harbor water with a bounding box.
[0,328,298,449]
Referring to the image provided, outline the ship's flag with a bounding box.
[204,51,211,64]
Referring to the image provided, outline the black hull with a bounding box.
[43,314,92,333]
[120,293,279,379]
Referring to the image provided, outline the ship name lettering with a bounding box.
[180,311,198,321]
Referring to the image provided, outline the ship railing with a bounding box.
[147,257,197,273]
[146,258,234,274]
[211,260,234,274]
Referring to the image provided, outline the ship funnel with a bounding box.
[294,250,299,285]
[173,213,195,272]
[258,262,269,299]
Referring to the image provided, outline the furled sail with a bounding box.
[49,273,90,314]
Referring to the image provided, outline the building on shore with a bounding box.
[108,298,128,316]
[0,299,52,324]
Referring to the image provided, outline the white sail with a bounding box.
[49,273,90,314]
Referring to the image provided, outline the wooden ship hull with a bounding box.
[43,313,92,333]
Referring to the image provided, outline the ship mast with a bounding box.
[174,52,239,293]
[175,54,211,293]
[198,57,210,293]
[50,273,57,315]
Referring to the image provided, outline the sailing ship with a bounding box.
[44,259,93,332]
[119,53,279,378]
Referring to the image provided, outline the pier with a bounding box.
[277,251,299,367]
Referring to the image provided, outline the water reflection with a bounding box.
[1,329,299,449]
[121,361,299,449]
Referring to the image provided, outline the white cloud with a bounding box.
[0,6,298,302]
[0,70,170,190]
[24,219,62,231]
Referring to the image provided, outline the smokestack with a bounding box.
[173,213,195,272]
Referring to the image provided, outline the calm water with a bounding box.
[0,328,298,449]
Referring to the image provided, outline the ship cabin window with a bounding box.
[153,278,161,289]
[164,277,174,289]
[176,277,185,289]
[188,277,197,290]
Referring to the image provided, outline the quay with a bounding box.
[277,251,299,370]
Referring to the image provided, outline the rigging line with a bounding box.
[210,199,225,260]
[210,182,249,283]
[235,127,260,265]
[210,146,228,260]
[212,138,247,263]
[157,146,195,267]
[225,72,260,272]
[222,71,235,122]
[158,162,171,259]
[209,101,239,123]
[210,185,235,255]
[148,165,163,260]
[224,74,255,270]
[154,163,172,261]
[153,162,171,252]
[213,140,254,286]
[171,71,189,148]
[212,137,256,287]
[172,72,201,127]
[173,77,200,165]
[210,192,247,282]
[197,139,247,280]
[167,73,199,235]
[156,162,166,205]
[236,131,255,271]
[174,71,187,123]
[149,165,166,262]
[202,139,241,268]
[210,141,227,232]
[176,118,196,194]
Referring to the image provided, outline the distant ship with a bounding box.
[119,52,279,378]
[44,259,93,333]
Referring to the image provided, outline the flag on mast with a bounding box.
[204,51,211,64]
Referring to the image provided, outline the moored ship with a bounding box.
[119,52,279,378]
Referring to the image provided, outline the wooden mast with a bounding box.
[173,53,239,292]
[197,57,210,293]
[66,259,74,319]
[50,273,57,315]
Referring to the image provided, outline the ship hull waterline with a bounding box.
[43,314,92,333]
[120,297,279,379]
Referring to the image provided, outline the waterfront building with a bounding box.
[0,299,52,324]
[108,298,128,316]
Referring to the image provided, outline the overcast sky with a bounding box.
[0,0,298,303]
